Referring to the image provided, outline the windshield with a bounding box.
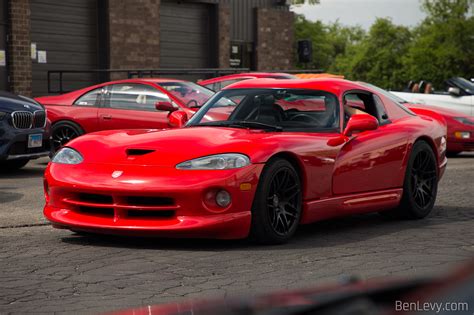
[157,82,215,107]
[451,77,474,94]
[187,88,340,132]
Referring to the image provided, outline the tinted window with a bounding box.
[188,89,340,132]
[74,88,102,106]
[158,82,214,107]
[106,84,171,111]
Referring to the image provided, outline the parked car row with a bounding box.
[1,73,472,171]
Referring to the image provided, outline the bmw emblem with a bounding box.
[111,171,123,178]
[23,104,31,109]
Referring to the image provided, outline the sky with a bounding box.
[292,0,427,29]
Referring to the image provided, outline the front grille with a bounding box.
[12,111,33,129]
[33,110,46,128]
[64,192,178,220]
[125,196,174,206]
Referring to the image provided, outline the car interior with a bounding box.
[343,92,390,126]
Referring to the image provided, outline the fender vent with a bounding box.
[126,149,155,156]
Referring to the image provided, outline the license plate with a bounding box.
[28,134,43,148]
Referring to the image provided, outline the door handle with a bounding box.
[101,114,112,120]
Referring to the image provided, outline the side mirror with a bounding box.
[343,114,379,137]
[448,87,461,97]
[168,110,188,128]
[156,101,176,112]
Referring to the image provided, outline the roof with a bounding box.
[199,72,294,85]
[223,78,367,95]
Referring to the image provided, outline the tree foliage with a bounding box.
[295,0,474,90]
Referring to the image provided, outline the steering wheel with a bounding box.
[186,99,199,108]
[289,114,324,125]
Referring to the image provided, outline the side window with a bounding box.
[74,88,102,106]
[106,84,172,111]
[373,95,390,122]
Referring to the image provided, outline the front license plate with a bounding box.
[28,134,43,148]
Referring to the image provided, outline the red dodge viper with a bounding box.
[44,79,447,244]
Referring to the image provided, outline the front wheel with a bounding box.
[250,158,302,244]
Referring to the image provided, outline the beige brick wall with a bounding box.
[108,0,161,79]
[255,8,295,71]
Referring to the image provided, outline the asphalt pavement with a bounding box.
[0,155,473,314]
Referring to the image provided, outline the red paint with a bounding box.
[406,103,473,153]
[35,79,208,134]
[44,79,447,239]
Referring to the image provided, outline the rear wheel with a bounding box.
[0,159,30,171]
[250,158,302,244]
[52,121,83,151]
[384,141,438,219]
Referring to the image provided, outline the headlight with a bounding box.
[0,111,7,120]
[454,131,470,139]
[176,153,250,170]
[453,117,474,126]
[52,147,83,164]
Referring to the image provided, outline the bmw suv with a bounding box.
[0,91,52,170]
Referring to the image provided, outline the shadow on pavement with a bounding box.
[59,205,472,251]
[0,190,24,203]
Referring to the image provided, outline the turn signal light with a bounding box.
[454,131,470,139]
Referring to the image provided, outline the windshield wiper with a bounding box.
[227,120,283,131]
[193,120,283,131]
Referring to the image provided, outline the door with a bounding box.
[99,83,173,130]
[333,92,408,195]
[0,1,8,91]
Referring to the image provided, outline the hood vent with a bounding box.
[126,149,155,156]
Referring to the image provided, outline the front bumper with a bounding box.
[447,138,474,153]
[0,120,52,160]
[44,163,264,239]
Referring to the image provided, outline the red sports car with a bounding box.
[199,72,296,92]
[44,79,447,244]
[35,79,215,151]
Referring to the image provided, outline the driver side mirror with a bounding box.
[448,87,461,97]
[156,101,177,112]
[343,114,379,137]
[168,110,188,128]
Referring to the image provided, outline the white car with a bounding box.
[391,77,473,117]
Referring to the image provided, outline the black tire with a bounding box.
[52,121,84,151]
[0,159,30,171]
[250,158,302,244]
[384,141,438,219]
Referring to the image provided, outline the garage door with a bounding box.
[31,0,100,96]
[160,0,215,69]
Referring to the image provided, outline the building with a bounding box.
[1,0,295,97]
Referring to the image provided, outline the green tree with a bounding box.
[332,18,412,89]
[403,0,474,88]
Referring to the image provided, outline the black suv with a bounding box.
[0,91,52,170]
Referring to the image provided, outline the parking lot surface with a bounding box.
[0,155,473,314]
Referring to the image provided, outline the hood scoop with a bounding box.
[126,148,156,156]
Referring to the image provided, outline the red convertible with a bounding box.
[35,79,215,151]
[198,72,296,92]
[44,79,447,244]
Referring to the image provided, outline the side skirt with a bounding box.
[300,188,402,224]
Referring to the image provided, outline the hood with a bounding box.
[0,92,44,113]
[68,127,286,167]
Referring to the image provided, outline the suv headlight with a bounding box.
[176,153,250,170]
[52,147,83,164]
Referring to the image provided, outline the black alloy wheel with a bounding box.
[250,158,302,244]
[52,122,83,151]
